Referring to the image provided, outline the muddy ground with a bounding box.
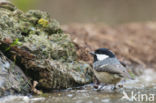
[62,22,156,69]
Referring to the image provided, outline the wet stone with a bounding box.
[0,52,30,97]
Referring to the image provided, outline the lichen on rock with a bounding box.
[0,2,93,90]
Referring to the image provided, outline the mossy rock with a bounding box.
[0,2,93,90]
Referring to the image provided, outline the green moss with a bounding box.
[6,38,22,51]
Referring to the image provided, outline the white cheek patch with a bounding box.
[96,54,109,61]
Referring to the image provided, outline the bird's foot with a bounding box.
[112,86,117,90]
[111,85,117,90]
[93,79,100,89]
[118,84,123,88]
[93,84,99,89]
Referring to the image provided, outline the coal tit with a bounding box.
[90,48,131,89]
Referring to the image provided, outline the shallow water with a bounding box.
[1,69,156,103]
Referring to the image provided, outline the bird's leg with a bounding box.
[112,84,117,90]
[93,76,100,89]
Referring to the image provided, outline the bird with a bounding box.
[89,48,131,90]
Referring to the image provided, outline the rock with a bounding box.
[0,3,93,90]
[0,52,30,97]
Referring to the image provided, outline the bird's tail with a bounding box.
[122,70,133,80]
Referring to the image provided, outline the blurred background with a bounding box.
[11,0,156,25]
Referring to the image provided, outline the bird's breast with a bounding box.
[93,70,121,84]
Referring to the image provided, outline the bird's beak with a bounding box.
[89,51,95,55]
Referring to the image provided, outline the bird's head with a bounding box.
[90,48,115,62]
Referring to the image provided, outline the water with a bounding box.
[1,69,156,103]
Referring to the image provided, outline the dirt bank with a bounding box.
[62,23,156,69]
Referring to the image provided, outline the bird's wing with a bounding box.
[95,64,123,74]
[95,64,131,78]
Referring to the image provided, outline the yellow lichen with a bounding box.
[38,18,48,27]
